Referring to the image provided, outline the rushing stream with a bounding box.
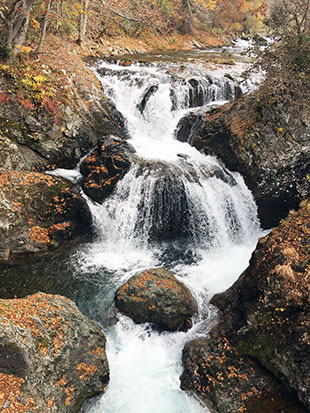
[53,48,263,412]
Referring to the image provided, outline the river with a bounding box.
[52,42,263,413]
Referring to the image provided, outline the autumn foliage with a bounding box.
[0,0,268,60]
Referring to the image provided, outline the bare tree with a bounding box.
[34,0,54,54]
[179,0,215,35]
[180,0,194,34]
[0,0,35,55]
[77,0,90,45]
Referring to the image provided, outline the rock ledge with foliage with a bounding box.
[115,268,198,332]
[176,90,310,228]
[181,200,310,412]
[0,171,91,263]
[0,292,109,412]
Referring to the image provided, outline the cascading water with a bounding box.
[57,57,263,412]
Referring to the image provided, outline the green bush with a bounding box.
[0,44,12,60]
[160,0,172,16]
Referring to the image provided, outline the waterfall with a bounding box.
[59,58,262,413]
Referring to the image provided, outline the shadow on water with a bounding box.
[0,243,119,328]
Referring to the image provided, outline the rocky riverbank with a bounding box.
[176,89,310,228]
[0,30,309,412]
[181,199,310,412]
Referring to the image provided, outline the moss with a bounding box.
[75,390,101,412]
[38,337,48,348]
[237,333,278,370]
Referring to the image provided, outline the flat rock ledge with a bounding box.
[0,293,109,412]
[0,171,92,263]
[115,268,198,332]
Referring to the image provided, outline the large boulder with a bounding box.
[181,333,306,413]
[0,171,91,262]
[80,136,133,203]
[211,199,310,409]
[181,199,310,412]
[0,292,109,412]
[176,90,310,228]
[0,65,127,172]
[115,268,198,331]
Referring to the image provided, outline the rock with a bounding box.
[136,85,159,114]
[115,268,198,332]
[188,79,205,107]
[224,73,234,81]
[0,69,128,172]
[176,110,204,143]
[0,136,47,173]
[209,199,310,410]
[181,200,310,411]
[180,332,306,413]
[147,171,191,241]
[176,90,310,228]
[0,171,92,262]
[0,292,109,412]
[80,135,133,203]
[253,34,268,46]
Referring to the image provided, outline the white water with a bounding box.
[53,59,263,412]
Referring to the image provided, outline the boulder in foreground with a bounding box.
[0,293,109,412]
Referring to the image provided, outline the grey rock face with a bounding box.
[180,200,310,413]
[0,293,109,412]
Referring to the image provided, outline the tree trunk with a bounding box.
[77,0,90,45]
[1,0,34,55]
[35,0,54,54]
[180,0,194,34]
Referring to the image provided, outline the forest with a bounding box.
[0,0,268,55]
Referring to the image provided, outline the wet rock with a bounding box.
[115,268,198,331]
[80,136,133,203]
[137,85,159,114]
[188,79,205,107]
[0,72,127,172]
[148,173,191,240]
[209,199,310,410]
[181,332,307,413]
[253,34,268,46]
[0,292,109,412]
[0,171,91,262]
[224,73,234,81]
[234,85,243,99]
[176,91,310,228]
[176,111,204,143]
